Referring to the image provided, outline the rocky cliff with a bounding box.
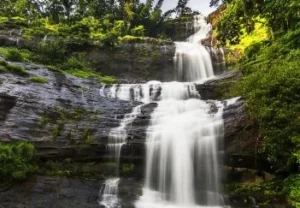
[0,56,260,207]
[0,59,249,159]
[0,28,262,207]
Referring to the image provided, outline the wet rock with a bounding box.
[0,176,101,208]
[196,70,242,100]
[87,42,176,83]
[0,61,258,171]
[165,19,195,41]
[0,62,139,154]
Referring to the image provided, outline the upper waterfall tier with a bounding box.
[187,15,213,44]
[174,15,215,82]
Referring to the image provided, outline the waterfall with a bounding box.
[135,91,224,208]
[100,14,226,208]
[107,105,143,169]
[99,105,143,208]
[174,15,214,82]
[135,15,224,208]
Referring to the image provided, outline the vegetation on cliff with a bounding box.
[0,142,37,184]
[212,0,300,206]
[0,0,197,44]
[0,0,197,83]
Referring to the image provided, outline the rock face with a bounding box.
[0,64,133,144]
[165,19,195,41]
[85,42,176,83]
[0,44,259,207]
[0,60,251,160]
[0,31,177,83]
[0,175,144,208]
[0,176,102,208]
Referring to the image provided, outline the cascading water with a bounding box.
[100,14,228,208]
[136,99,224,208]
[99,105,143,208]
[135,14,224,208]
[174,15,214,82]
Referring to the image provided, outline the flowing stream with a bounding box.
[100,15,226,208]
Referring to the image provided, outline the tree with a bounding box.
[62,0,74,23]
[176,0,189,16]
[215,0,300,45]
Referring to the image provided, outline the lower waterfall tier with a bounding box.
[137,99,224,207]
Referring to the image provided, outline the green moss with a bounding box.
[0,65,7,73]
[0,17,8,24]
[122,163,135,174]
[0,142,37,184]
[0,59,29,76]
[30,76,48,84]
[40,107,102,141]
[99,76,117,84]
[120,35,169,45]
[39,160,117,179]
[6,63,29,76]
[51,125,61,138]
[0,48,9,57]
[0,47,32,62]
[82,129,92,144]
[58,56,106,80]
[39,116,51,127]
[47,65,63,73]
[0,59,8,67]
[6,48,24,62]
[65,69,97,79]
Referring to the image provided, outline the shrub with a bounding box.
[130,25,145,37]
[0,59,8,67]
[32,39,67,65]
[0,47,31,62]
[6,64,29,76]
[60,57,85,71]
[229,31,300,173]
[283,175,300,207]
[58,21,90,40]
[30,76,48,84]
[0,17,8,24]
[6,48,24,62]
[0,65,6,73]
[61,56,103,79]
[0,142,37,183]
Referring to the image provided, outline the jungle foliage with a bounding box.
[213,0,300,206]
[0,0,198,44]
